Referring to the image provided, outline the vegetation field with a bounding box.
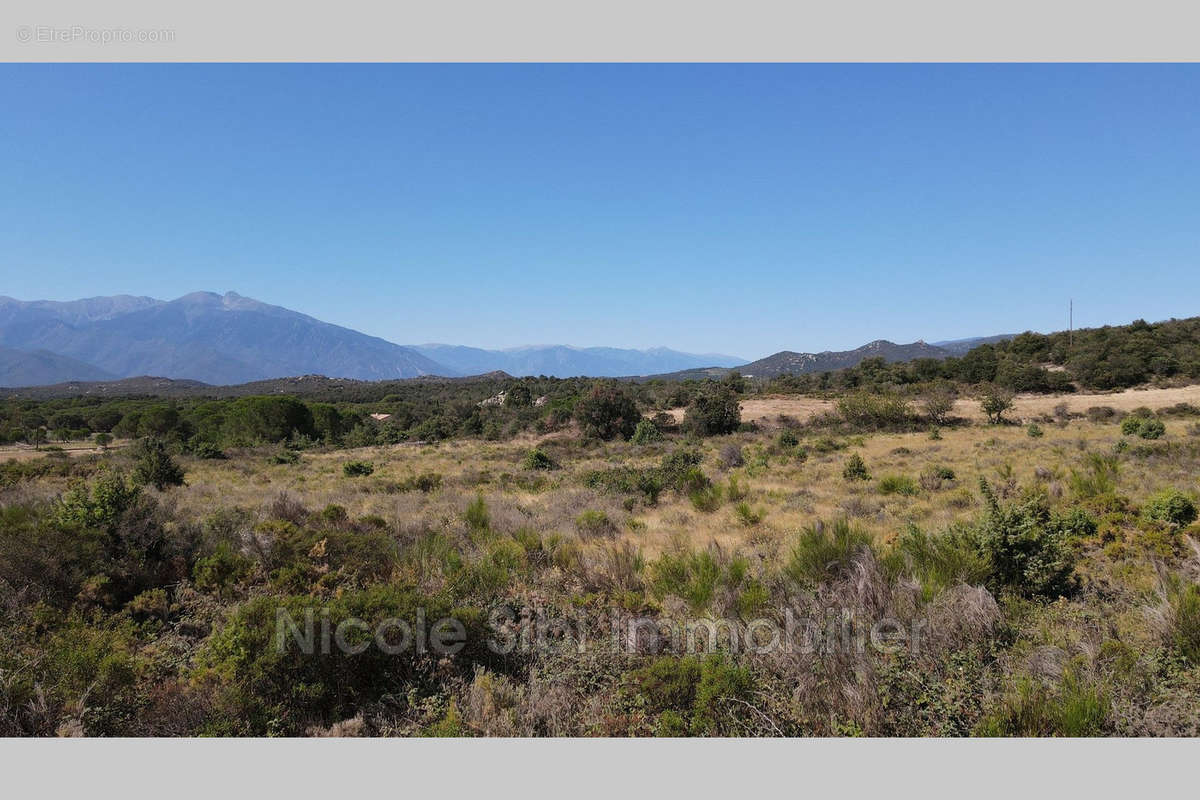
[4,380,1200,736]
[4,316,1200,736]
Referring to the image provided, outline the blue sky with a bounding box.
[2,64,1198,360]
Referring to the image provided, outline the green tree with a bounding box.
[981,388,1015,424]
[131,437,186,490]
[683,386,741,436]
[574,381,640,440]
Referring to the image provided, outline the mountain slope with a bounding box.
[410,343,745,378]
[0,346,115,387]
[0,292,452,384]
[931,334,1016,355]
[644,340,953,381]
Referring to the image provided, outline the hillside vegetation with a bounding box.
[1,313,1200,736]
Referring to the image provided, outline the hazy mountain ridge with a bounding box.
[409,343,746,378]
[644,339,956,381]
[0,292,447,386]
[0,291,1006,388]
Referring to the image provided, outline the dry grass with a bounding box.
[661,384,1200,429]
[159,405,1200,570]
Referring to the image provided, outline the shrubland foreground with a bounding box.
[2,318,1200,736]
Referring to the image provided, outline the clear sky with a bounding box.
[2,64,1198,360]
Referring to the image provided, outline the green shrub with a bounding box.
[1138,418,1166,439]
[575,382,640,440]
[190,440,227,459]
[1027,423,1044,438]
[980,389,1015,425]
[977,669,1108,736]
[522,448,556,471]
[878,474,918,496]
[842,453,870,481]
[733,502,764,526]
[632,654,756,736]
[130,437,185,490]
[778,430,799,448]
[1143,489,1198,527]
[269,448,300,465]
[974,480,1079,598]
[195,586,479,735]
[631,418,663,445]
[1068,453,1120,500]
[575,509,614,537]
[837,392,911,429]
[683,386,742,437]
[464,495,490,532]
[784,518,873,587]
[1170,583,1200,664]
[689,485,723,512]
[1122,416,1166,439]
[342,460,375,477]
[193,541,253,596]
[888,525,990,600]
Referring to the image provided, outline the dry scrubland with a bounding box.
[703,384,1200,427]
[4,387,1200,737]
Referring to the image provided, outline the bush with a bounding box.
[688,485,723,512]
[190,440,227,459]
[1170,583,1200,664]
[465,495,490,531]
[342,461,375,477]
[718,443,744,469]
[194,541,254,596]
[575,382,640,440]
[1086,406,1118,423]
[878,474,918,496]
[631,418,663,445]
[842,453,870,481]
[921,385,957,425]
[1068,453,1120,501]
[837,392,911,429]
[784,518,873,587]
[777,430,799,449]
[980,389,1015,424]
[575,509,614,537]
[130,437,185,490]
[646,548,748,612]
[683,386,741,437]
[889,525,990,600]
[919,466,956,491]
[1027,423,1044,438]
[977,669,1108,737]
[1143,489,1198,527]
[631,654,755,736]
[269,448,300,465]
[1138,418,1166,439]
[974,480,1079,598]
[522,448,556,471]
[733,502,764,526]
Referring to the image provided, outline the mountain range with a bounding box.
[0,291,1013,388]
[0,292,747,387]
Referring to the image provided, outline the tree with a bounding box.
[94,432,113,451]
[131,437,185,490]
[683,386,742,436]
[921,383,957,425]
[505,384,533,407]
[981,388,1015,424]
[574,382,640,440]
